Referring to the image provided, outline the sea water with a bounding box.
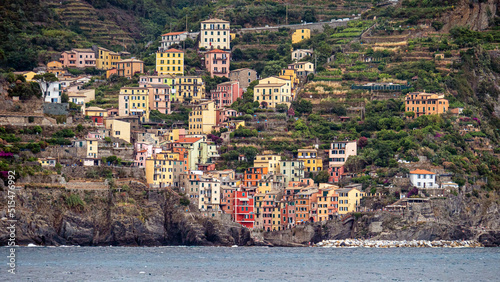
[3,246,500,281]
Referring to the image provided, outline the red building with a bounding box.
[232,191,254,228]
[210,81,243,108]
[328,165,345,183]
[215,108,238,125]
[90,116,104,126]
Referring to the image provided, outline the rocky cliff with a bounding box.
[0,182,252,246]
[262,194,500,247]
[441,0,499,31]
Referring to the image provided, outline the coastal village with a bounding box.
[2,7,499,236]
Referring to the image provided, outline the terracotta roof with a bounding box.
[162,31,187,36]
[206,49,228,54]
[174,137,202,144]
[162,48,184,53]
[137,150,147,153]
[410,169,435,175]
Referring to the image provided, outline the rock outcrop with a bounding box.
[0,183,252,247]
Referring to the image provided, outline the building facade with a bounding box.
[188,101,216,134]
[204,49,230,78]
[118,87,150,122]
[159,31,189,51]
[59,48,96,68]
[210,81,243,108]
[117,58,144,78]
[229,68,258,90]
[199,18,230,50]
[292,29,310,44]
[405,92,449,118]
[156,48,184,76]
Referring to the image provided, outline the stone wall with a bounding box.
[43,103,69,116]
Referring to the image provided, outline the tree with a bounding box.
[261,101,268,108]
[292,99,312,116]
[34,73,58,100]
[314,170,329,183]
[276,104,288,113]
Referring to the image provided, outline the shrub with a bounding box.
[65,194,85,210]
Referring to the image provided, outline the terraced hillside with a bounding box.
[45,0,135,47]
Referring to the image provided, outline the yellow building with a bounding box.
[279,68,300,88]
[188,101,216,134]
[173,76,205,102]
[254,155,282,174]
[272,206,282,231]
[317,186,339,222]
[298,149,323,173]
[86,138,99,158]
[96,47,121,70]
[165,128,186,142]
[47,61,65,77]
[145,152,177,188]
[254,76,292,108]
[230,33,236,40]
[104,119,131,143]
[116,58,144,78]
[22,71,37,82]
[337,187,364,215]
[156,48,184,76]
[85,106,108,117]
[405,92,449,118]
[292,29,310,44]
[38,157,56,167]
[118,87,149,122]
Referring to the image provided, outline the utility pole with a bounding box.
[186,15,188,33]
[286,3,288,25]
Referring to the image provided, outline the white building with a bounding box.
[159,31,189,51]
[409,169,438,188]
[329,140,357,167]
[198,178,221,212]
[199,18,230,50]
[40,81,62,103]
[292,49,313,61]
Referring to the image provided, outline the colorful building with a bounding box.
[145,152,178,188]
[405,92,449,118]
[254,155,282,174]
[281,160,305,187]
[210,81,243,108]
[96,47,121,70]
[337,186,364,215]
[297,148,323,173]
[104,119,131,143]
[173,76,205,102]
[117,58,144,79]
[200,18,230,50]
[47,61,65,77]
[156,48,184,76]
[188,101,216,135]
[317,186,339,221]
[243,167,269,187]
[147,84,171,114]
[59,48,96,68]
[288,61,315,78]
[231,190,254,228]
[205,49,230,78]
[254,76,293,108]
[198,178,221,212]
[38,157,56,167]
[292,28,310,44]
[118,87,150,122]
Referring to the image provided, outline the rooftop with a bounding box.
[410,169,436,175]
[161,31,188,36]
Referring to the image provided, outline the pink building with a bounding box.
[205,49,230,78]
[147,84,171,114]
[216,108,237,125]
[210,81,243,108]
[134,142,161,167]
[59,49,96,68]
[328,165,345,183]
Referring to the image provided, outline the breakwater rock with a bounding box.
[315,239,483,248]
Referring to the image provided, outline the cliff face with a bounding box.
[262,195,500,247]
[0,183,252,246]
[441,0,499,31]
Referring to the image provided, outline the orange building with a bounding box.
[243,167,268,187]
[295,188,318,224]
[405,92,449,118]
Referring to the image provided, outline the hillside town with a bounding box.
[2,10,497,234]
